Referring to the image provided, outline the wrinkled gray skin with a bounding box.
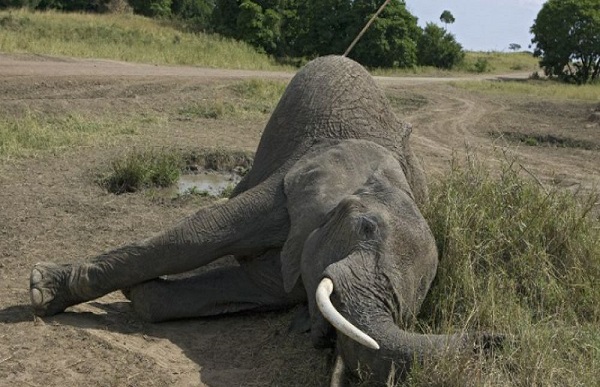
[30,56,498,384]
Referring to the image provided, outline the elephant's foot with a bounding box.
[127,279,167,323]
[30,262,86,316]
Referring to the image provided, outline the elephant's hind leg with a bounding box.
[128,249,306,322]
[128,251,305,322]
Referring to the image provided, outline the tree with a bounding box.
[508,43,521,52]
[212,0,240,37]
[171,0,215,31]
[212,0,280,54]
[417,22,464,69]
[35,0,111,11]
[128,0,172,17]
[0,0,41,9]
[236,0,281,54]
[439,9,455,26]
[531,0,600,84]
[349,0,421,68]
[299,0,355,57]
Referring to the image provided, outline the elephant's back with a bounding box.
[236,56,411,193]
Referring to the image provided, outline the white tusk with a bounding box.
[330,355,345,387]
[316,277,380,350]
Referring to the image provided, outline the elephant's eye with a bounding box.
[357,215,379,239]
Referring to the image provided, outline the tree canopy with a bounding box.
[508,43,521,52]
[531,0,600,84]
[439,10,454,25]
[417,22,464,69]
[212,0,423,67]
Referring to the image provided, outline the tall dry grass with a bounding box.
[405,153,600,386]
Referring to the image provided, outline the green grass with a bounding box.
[178,100,237,120]
[102,150,182,194]
[0,9,287,70]
[229,78,288,101]
[459,51,540,73]
[0,111,140,157]
[406,154,600,386]
[374,51,540,77]
[102,148,254,194]
[453,79,600,101]
[178,79,287,119]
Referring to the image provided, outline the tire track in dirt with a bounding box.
[402,86,599,194]
[404,87,509,176]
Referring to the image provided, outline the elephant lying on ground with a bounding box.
[30,56,500,384]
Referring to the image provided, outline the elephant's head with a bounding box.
[280,139,467,382]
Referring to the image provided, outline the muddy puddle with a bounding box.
[176,171,241,197]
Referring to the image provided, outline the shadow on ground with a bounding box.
[0,299,330,386]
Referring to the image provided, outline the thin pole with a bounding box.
[343,0,392,57]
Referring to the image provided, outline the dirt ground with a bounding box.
[0,54,598,387]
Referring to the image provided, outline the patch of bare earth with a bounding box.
[1,55,598,386]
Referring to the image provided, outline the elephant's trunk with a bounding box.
[337,317,468,383]
[316,277,471,384]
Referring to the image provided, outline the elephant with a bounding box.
[29,56,500,385]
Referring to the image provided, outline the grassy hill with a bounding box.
[0,9,286,70]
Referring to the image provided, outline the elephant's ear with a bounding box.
[282,156,338,293]
[281,225,309,293]
[281,140,393,291]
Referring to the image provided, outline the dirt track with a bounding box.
[0,54,598,386]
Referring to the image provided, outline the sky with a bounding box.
[404,0,547,52]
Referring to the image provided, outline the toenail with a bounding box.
[31,269,42,283]
[31,288,43,305]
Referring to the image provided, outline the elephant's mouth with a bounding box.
[315,277,380,350]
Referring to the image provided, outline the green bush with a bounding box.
[473,57,491,73]
[417,23,464,69]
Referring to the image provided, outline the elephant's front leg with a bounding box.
[30,177,290,316]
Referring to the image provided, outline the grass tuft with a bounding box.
[102,150,182,194]
[385,92,429,115]
[102,148,254,194]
